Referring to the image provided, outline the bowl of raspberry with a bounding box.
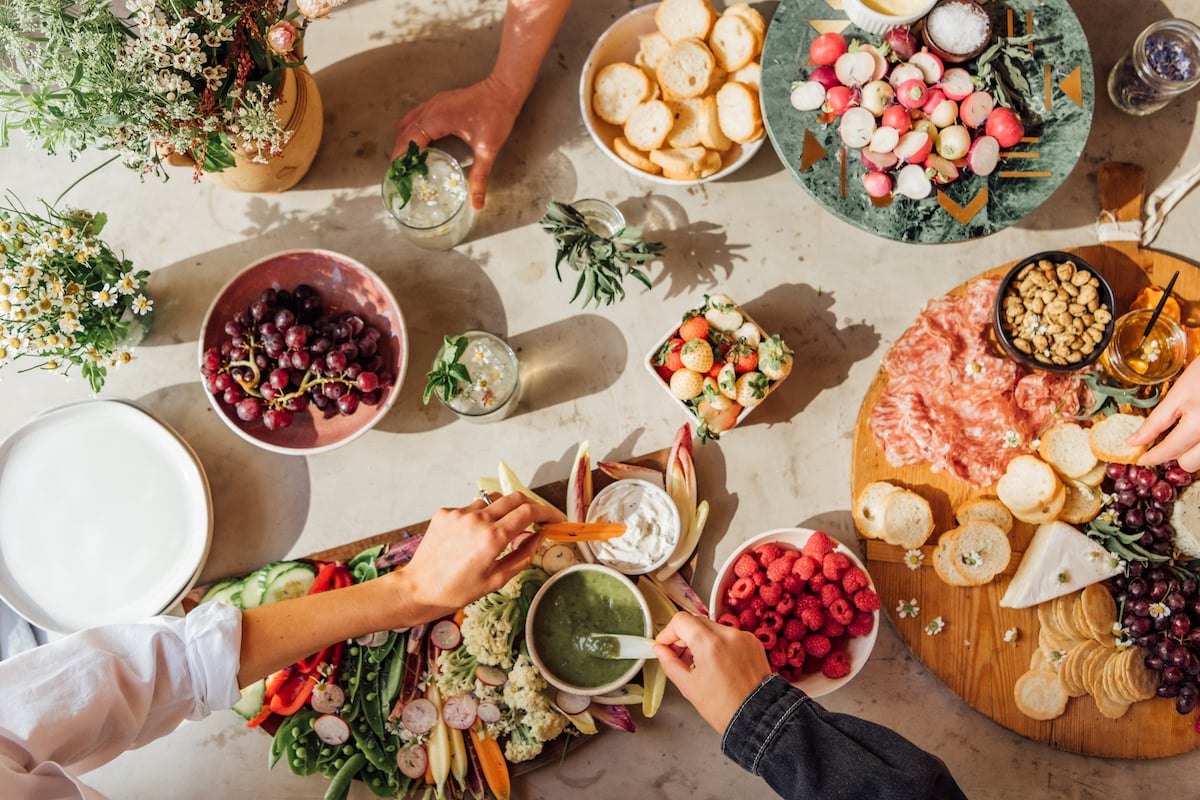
[709,528,880,697]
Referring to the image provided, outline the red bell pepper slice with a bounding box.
[268,671,317,716]
[308,562,338,595]
[246,704,273,728]
[295,645,332,674]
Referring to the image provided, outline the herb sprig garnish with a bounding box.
[386,141,430,209]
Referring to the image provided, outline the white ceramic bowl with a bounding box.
[842,0,939,35]
[526,563,653,696]
[584,479,681,575]
[579,3,764,186]
[709,528,880,697]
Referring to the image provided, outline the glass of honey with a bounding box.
[1100,309,1188,385]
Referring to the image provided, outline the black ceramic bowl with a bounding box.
[993,250,1115,373]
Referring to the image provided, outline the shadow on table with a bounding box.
[135,382,312,583]
[799,510,865,557]
[740,283,882,426]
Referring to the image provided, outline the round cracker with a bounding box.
[1080,583,1118,643]
[1013,669,1069,720]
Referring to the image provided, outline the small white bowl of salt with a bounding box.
[920,0,993,63]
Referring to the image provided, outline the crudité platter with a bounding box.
[851,163,1200,758]
[186,434,711,799]
[760,0,1095,242]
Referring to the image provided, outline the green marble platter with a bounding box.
[761,0,1094,243]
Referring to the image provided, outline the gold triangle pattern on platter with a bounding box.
[938,187,988,226]
[800,129,827,172]
[809,19,851,35]
[822,0,845,9]
[1059,66,1084,107]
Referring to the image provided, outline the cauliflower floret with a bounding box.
[459,567,548,669]
[499,655,568,762]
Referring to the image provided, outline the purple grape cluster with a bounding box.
[201,285,392,431]
[1101,461,1191,558]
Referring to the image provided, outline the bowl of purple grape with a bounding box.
[199,249,407,455]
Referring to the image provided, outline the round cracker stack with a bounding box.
[1013,670,1069,720]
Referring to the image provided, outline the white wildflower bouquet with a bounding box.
[0,197,152,392]
[0,0,346,179]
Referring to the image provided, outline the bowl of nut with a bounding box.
[993,251,1115,373]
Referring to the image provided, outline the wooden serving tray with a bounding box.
[850,163,1200,758]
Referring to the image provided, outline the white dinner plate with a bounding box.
[0,400,212,633]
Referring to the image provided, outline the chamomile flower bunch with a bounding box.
[0,197,151,392]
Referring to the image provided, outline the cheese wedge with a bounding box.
[999,521,1122,609]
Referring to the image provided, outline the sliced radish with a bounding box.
[867,126,900,155]
[861,147,898,172]
[555,690,592,715]
[822,85,856,116]
[939,68,975,101]
[888,62,925,89]
[442,694,479,730]
[894,163,933,199]
[985,106,1024,147]
[355,630,390,647]
[397,744,428,780]
[834,50,875,87]
[923,93,958,128]
[313,713,351,746]
[400,697,438,735]
[912,119,940,145]
[476,701,502,724]
[541,543,578,574]
[857,44,889,81]
[895,78,927,110]
[430,620,462,651]
[967,135,1001,175]
[924,153,959,183]
[936,125,971,160]
[959,91,995,128]
[909,50,945,83]
[789,80,827,111]
[894,131,932,163]
[475,664,508,686]
[310,682,346,714]
[838,107,876,148]
[880,104,912,133]
[862,171,893,198]
[859,80,894,115]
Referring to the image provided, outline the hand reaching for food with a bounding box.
[1129,357,1200,471]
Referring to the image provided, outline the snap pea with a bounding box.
[351,716,392,773]
[342,645,365,721]
[269,709,318,771]
[323,752,367,800]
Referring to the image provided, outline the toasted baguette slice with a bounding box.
[955,497,1013,533]
[996,454,1062,516]
[1059,480,1103,525]
[950,520,1012,585]
[1012,482,1067,525]
[1039,422,1099,479]
[612,136,661,175]
[933,531,972,586]
[724,2,767,38]
[593,62,653,125]
[881,488,934,549]
[1076,461,1107,487]
[656,38,716,100]
[655,0,717,42]
[709,13,760,72]
[637,31,672,72]
[697,149,723,178]
[649,146,708,179]
[1170,482,1200,558]
[623,100,674,151]
[1088,412,1148,464]
[698,95,733,151]
[715,80,763,143]
[666,98,704,148]
[730,60,761,89]
[853,480,900,539]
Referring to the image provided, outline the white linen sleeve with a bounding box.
[0,601,242,799]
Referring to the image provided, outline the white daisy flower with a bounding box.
[924,616,945,636]
[897,598,919,619]
[903,549,924,570]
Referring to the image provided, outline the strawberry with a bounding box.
[717,362,739,399]
[734,371,769,408]
[654,364,674,383]
[717,612,741,628]
[793,555,820,581]
[819,582,843,608]
[706,360,725,379]
[822,552,851,581]
[678,313,710,342]
[853,588,881,612]
[828,597,854,625]
[802,531,836,560]
[754,627,778,650]
[820,650,851,679]
[733,553,759,578]
[766,555,795,582]
[848,611,875,638]
[803,633,832,658]
[754,542,784,566]
[680,338,714,373]
[656,336,685,371]
[782,618,807,642]
[727,341,759,373]
[759,333,794,381]
[669,368,704,400]
[842,566,870,595]
[758,582,783,607]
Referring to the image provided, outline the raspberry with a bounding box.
[733,553,759,578]
[782,574,804,595]
[792,555,819,581]
[828,597,854,625]
[786,640,806,668]
[822,552,851,581]
[768,643,789,668]
[758,582,783,607]
[726,595,744,612]
[819,582,843,608]
[821,618,846,639]
[748,596,767,615]
[754,627,778,650]
[754,542,784,566]
[803,634,832,658]
[801,531,835,561]
[800,606,825,631]
[760,609,784,632]
[778,666,799,683]
[766,557,794,582]
[717,612,741,628]
[751,570,767,587]
[782,618,806,642]
[775,592,796,616]
[853,588,881,612]
[841,566,870,595]
[728,576,755,600]
[820,650,851,679]
[796,595,821,615]
[848,610,875,638]
[739,608,761,628]
[808,574,827,592]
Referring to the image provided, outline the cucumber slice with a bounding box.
[232,678,266,721]
[199,576,243,606]
[260,563,317,606]
[236,566,272,609]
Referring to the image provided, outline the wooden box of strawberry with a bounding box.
[647,295,792,440]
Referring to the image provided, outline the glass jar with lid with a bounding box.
[1107,19,1200,115]
[1100,309,1188,386]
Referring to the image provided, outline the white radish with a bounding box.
[967,134,1000,175]
[475,664,508,686]
[834,50,875,87]
[476,701,502,724]
[959,90,995,128]
[838,107,876,148]
[397,744,429,780]
[894,163,933,199]
[924,153,959,183]
[912,119,940,146]
[313,714,351,745]
[541,543,577,574]
[861,147,898,171]
[789,80,827,111]
[924,93,958,128]
[859,80,894,115]
[555,690,592,715]
[936,125,971,160]
[430,620,462,650]
[939,68,975,100]
[862,171,893,198]
[442,694,479,730]
[909,50,945,83]
[310,682,346,714]
[868,126,900,154]
[401,698,439,735]
[888,62,925,89]
[857,44,890,81]
[894,130,932,163]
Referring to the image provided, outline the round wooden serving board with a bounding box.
[851,164,1200,758]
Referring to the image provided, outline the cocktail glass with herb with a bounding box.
[423,331,520,423]
[382,142,473,250]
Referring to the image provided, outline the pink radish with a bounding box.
[894,163,933,199]
[922,92,958,127]
[475,664,508,686]
[442,694,479,730]
[311,682,346,714]
[314,714,351,746]
[959,91,995,128]
[859,80,894,115]
[894,130,932,162]
[430,619,462,650]
[924,153,959,183]
[810,32,847,65]
[834,50,875,87]
[986,106,1024,147]
[909,50,945,83]
[967,134,1001,175]
[862,171,893,198]
[896,78,927,109]
[838,107,876,148]
[939,68,975,100]
[401,698,438,735]
[936,125,971,160]
[790,80,826,111]
[555,690,592,715]
[883,27,919,61]
[810,65,840,90]
[857,44,890,81]
[881,104,912,133]
[822,85,857,115]
[868,126,900,154]
[397,744,428,780]
[912,118,939,144]
[862,147,898,171]
[476,701,502,724]
[888,62,925,89]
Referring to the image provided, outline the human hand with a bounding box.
[1129,358,1200,471]
[654,612,771,734]
[392,75,523,211]
[391,492,563,621]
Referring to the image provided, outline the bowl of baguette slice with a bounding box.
[581,0,767,185]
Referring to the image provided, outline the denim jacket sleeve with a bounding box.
[721,675,968,800]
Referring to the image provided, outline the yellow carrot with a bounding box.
[468,722,511,800]
[448,725,468,792]
[425,682,450,797]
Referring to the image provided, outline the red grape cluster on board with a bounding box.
[201,285,392,431]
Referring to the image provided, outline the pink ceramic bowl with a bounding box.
[199,249,407,455]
